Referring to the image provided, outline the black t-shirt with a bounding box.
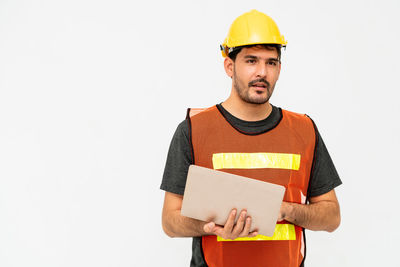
[160,104,342,197]
[160,104,342,267]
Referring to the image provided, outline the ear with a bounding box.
[278,61,281,75]
[224,57,234,78]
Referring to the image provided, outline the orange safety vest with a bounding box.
[188,105,316,267]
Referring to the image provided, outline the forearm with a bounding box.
[162,209,208,238]
[281,200,340,232]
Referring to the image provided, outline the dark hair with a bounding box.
[228,44,282,62]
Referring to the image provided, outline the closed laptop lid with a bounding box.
[181,165,286,237]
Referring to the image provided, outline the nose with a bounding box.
[256,62,267,78]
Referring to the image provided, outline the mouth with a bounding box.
[249,79,270,91]
[250,82,269,92]
[251,82,267,88]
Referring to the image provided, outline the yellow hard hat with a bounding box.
[221,10,287,57]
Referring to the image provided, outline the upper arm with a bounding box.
[162,191,183,220]
[161,192,184,236]
[162,191,183,215]
[309,189,341,232]
[309,189,339,204]
[309,189,340,225]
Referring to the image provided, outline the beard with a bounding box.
[233,67,275,105]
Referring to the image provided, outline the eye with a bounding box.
[246,59,256,64]
[268,61,277,66]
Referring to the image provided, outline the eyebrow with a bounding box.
[244,55,279,61]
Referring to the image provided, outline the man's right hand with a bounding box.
[162,192,258,238]
[203,209,258,240]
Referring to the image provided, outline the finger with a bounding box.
[239,216,252,237]
[223,209,237,233]
[232,210,247,236]
[248,230,259,237]
[212,226,225,237]
[204,222,227,237]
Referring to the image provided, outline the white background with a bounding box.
[1,0,399,266]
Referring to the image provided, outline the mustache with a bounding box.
[248,78,270,88]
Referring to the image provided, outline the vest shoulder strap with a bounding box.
[187,108,206,118]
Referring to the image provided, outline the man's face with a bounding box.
[229,46,281,105]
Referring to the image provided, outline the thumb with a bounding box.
[203,222,215,233]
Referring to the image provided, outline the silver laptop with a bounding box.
[181,165,286,237]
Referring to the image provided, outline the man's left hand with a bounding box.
[276,190,340,232]
[277,201,292,222]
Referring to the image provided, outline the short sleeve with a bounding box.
[160,119,193,195]
[308,126,342,197]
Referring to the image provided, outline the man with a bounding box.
[160,9,342,267]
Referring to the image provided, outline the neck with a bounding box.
[222,95,272,121]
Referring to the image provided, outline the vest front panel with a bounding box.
[189,106,316,267]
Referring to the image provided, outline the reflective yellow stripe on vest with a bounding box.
[212,152,299,242]
[217,224,296,241]
[212,153,301,170]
